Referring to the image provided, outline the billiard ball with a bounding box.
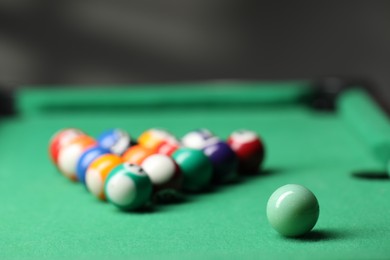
[227,130,265,174]
[122,145,156,165]
[49,128,85,164]
[203,141,238,183]
[97,128,135,155]
[85,154,123,200]
[267,184,320,237]
[172,148,212,192]
[57,135,96,181]
[76,146,110,184]
[138,128,174,150]
[105,163,152,211]
[141,154,182,200]
[156,137,180,156]
[181,129,217,150]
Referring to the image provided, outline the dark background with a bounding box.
[0,1,389,98]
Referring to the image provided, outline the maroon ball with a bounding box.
[141,154,183,202]
[227,130,265,174]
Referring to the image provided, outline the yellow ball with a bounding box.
[138,129,173,150]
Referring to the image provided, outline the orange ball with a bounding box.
[85,154,123,200]
[57,135,96,181]
[122,145,156,165]
[138,129,173,150]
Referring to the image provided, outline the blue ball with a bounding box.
[97,129,133,155]
[76,146,110,184]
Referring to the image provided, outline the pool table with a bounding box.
[1,81,390,258]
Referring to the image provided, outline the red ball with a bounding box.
[49,128,85,164]
[227,130,265,174]
[156,137,180,156]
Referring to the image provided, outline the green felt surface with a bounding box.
[1,83,390,258]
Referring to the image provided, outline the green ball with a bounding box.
[266,184,319,237]
[104,163,152,211]
[172,148,212,192]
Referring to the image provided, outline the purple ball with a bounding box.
[203,141,238,183]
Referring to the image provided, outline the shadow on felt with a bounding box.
[115,204,157,214]
[288,229,348,242]
[351,171,389,180]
